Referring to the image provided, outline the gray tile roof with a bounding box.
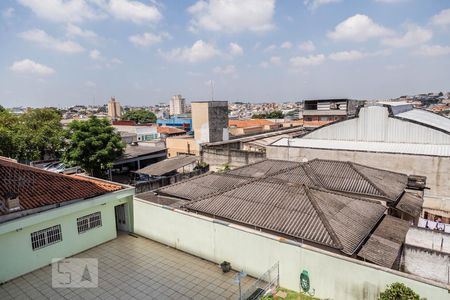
[149,158,414,256]
[227,160,300,178]
[357,215,410,268]
[395,192,424,218]
[156,173,252,200]
[184,181,386,255]
[136,155,200,176]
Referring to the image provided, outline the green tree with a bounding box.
[379,283,425,300]
[0,108,64,162]
[121,109,156,124]
[252,110,284,119]
[64,117,125,177]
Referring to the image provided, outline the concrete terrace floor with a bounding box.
[0,233,256,300]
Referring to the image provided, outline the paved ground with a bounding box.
[0,233,256,299]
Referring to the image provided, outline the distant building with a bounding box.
[107,97,122,120]
[170,95,186,116]
[192,101,229,143]
[302,99,359,129]
[156,116,192,131]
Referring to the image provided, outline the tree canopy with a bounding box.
[0,108,65,162]
[64,117,125,177]
[379,283,425,300]
[121,109,156,124]
[252,110,284,119]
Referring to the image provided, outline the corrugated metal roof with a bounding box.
[395,109,450,133]
[136,155,199,176]
[395,192,424,218]
[184,182,385,255]
[272,138,450,156]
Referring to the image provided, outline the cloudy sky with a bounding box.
[1,0,449,107]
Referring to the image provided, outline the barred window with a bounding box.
[31,225,62,250]
[77,212,102,234]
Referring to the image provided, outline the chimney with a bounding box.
[5,192,21,212]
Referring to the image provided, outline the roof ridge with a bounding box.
[347,162,390,199]
[301,163,326,188]
[307,185,385,205]
[303,185,343,250]
[350,160,408,177]
[181,175,263,207]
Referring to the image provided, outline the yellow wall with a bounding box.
[165,137,200,157]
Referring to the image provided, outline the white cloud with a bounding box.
[10,59,55,76]
[328,14,393,42]
[259,61,270,68]
[229,42,244,56]
[432,8,450,27]
[264,44,277,52]
[66,24,97,39]
[383,25,432,48]
[281,41,293,49]
[111,58,123,64]
[161,40,220,63]
[299,40,316,52]
[19,29,84,54]
[187,0,275,33]
[108,0,162,24]
[415,45,450,57]
[269,56,281,65]
[17,0,103,23]
[329,49,390,61]
[129,32,169,47]
[2,7,15,18]
[304,0,340,10]
[89,49,102,60]
[290,54,325,68]
[213,64,236,75]
[329,50,366,61]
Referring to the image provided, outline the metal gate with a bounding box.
[238,262,280,300]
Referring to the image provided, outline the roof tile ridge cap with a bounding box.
[182,175,262,207]
[308,185,384,205]
[350,161,408,177]
[302,163,326,189]
[347,161,390,199]
[303,185,343,250]
[260,163,300,178]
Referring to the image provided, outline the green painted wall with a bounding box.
[0,190,133,283]
[134,199,450,300]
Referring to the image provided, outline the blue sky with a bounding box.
[1,0,449,107]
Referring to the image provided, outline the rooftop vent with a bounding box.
[4,192,21,212]
[407,175,427,190]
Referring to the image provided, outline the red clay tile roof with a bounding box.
[157,126,186,134]
[229,119,275,128]
[0,158,123,214]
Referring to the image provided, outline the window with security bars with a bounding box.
[77,212,102,233]
[31,225,62,250]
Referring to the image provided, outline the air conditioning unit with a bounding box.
[407,175,427,190]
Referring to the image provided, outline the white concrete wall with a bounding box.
[406,227,450,254]
[403,246,450,284]
[133,199,450,300]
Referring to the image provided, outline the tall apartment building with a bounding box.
[108,97,122,120]
[170,95,186,116]
[192,101,229,143]
[303,99,359,129]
